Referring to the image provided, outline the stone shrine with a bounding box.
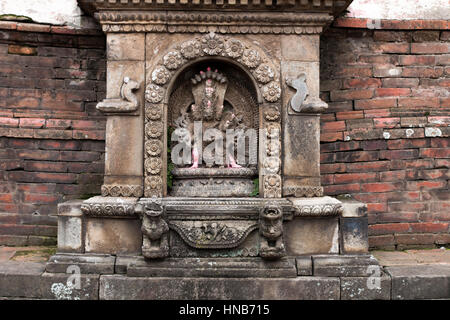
[48,0,383,299]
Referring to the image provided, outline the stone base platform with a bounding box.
[1,251,450,299]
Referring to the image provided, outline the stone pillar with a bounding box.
[281,35,326,198]
[100,33,146,197]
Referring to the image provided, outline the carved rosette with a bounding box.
[144,101,165,197]
[144,33,282,197]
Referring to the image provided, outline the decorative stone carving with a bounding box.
[145,121,163,138]
[151,66,171,85]
[96,77,141,113]
[180,40,202,59]
[101,184,143,197]
[144,176,163,197]
[294,203,343,217]
[145,140,163,157]
[264,174,282,198]
[201,32,224,55]
[264,106,280,121]
[240,49,261,69]
[145,104,163,120]
[283,185,324,198]
[169,220,258,249]
[287,74,308,113]
[145,157,162,175]
[259,202,285,259]
[224,39,244,58]
[254,64,274,84]
[140,199,169,259]
[145,84,164,103]
[262,81,281,102]
[81,203,135,217]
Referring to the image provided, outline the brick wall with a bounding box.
[0,21,106,246]
[0,19,448,250]
[320,19,449,250]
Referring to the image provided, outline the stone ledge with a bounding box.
[0,20,102,35]
[386,265,450,300]
[334,18,450,30]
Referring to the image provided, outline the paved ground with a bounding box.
[0,246,56,263]
[372,248,450,266]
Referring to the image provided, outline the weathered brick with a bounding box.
[419,148,449,158]
[330,89,374,102]
[374,118,400,129]
[398,97,440,108]
[382,78,419,88]
[402,67,443,78]
[398,55,436,66]
[19,118,45,128]
[334,172,377,184]
[342,78,381,89]
[335,151,379,162]
[369,223,410,236]
[362,182,403,193]
[412,31,441,42]
[411,43,449,54]
[355,98,397,110]
[375,88,411,97]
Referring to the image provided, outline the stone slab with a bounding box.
[313,254,380,277]
[100,275,340,300]
[341,272,392,300]
[284,217,340,255]
[340,199,368,218]
[296,256,313,276]
[46,253,116,274]
[40,272,100,300]
[115,255,141,274]
[386,265,450,300]
[0,262,45,298]
[127,257,297,278]
[340,216,369,254]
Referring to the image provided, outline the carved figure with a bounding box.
[287,74,308,113]
[141,199,169,259]
[97,77,141,113]
[259,202,285,259]
[173,67,250,168]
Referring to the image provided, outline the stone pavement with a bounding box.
[0,246,449,300]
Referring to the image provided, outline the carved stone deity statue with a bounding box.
[173,68,250,168]
[259,202,286,259]
[140,200,169,259]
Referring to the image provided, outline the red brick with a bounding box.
[0,193,14,203]
[0,117,19,128]
[402,67,443,78]
[430,138,450,148]
[379,149,418,160]
[382,78,419,88]
[420,148,449,158]
[398,55,436,66]
[367,203,387,214]
[410,223,449,233]
[346,161,390,172]
[361,182,402,193]
[373,31,411,42]
[334,172,377,184]
[398,97,440,108]
[369,235,395,248]
[391,159,434,170]
[16,23,51,33]
[342,78,381,89]
[7,171,77,184]
[72,130,105,140]
[330,89,374,102]
[364,109,391,118]
[373,43,410,54]
[428,116,450,127]
[373,117,400,129]
[336,111,364,121]
[362,140,387,150]
[375,88,411,97]
[373,66,402,78]
[39,140,80,150]
[411,43,449,54]
[355,98,397,110]
[45,119,72,129]
[23,161,67,173]
[369,223,410,235]
[387,139,429,149]
[406,181,447,190]
[321,121,346,132]
[323,183,360,195]
[335,151,379,162]
[380,170,406,181]
[23,193,59,204]
[19,118,45,128]
[320,163,346,174]
[435,159,450,168]
[320,132,344,142]
[334,67,373,79]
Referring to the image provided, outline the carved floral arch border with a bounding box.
[143,33,283,198]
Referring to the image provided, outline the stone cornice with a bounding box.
[78,0,352,16]
[97,11,334,34]
[78,0,353,34]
